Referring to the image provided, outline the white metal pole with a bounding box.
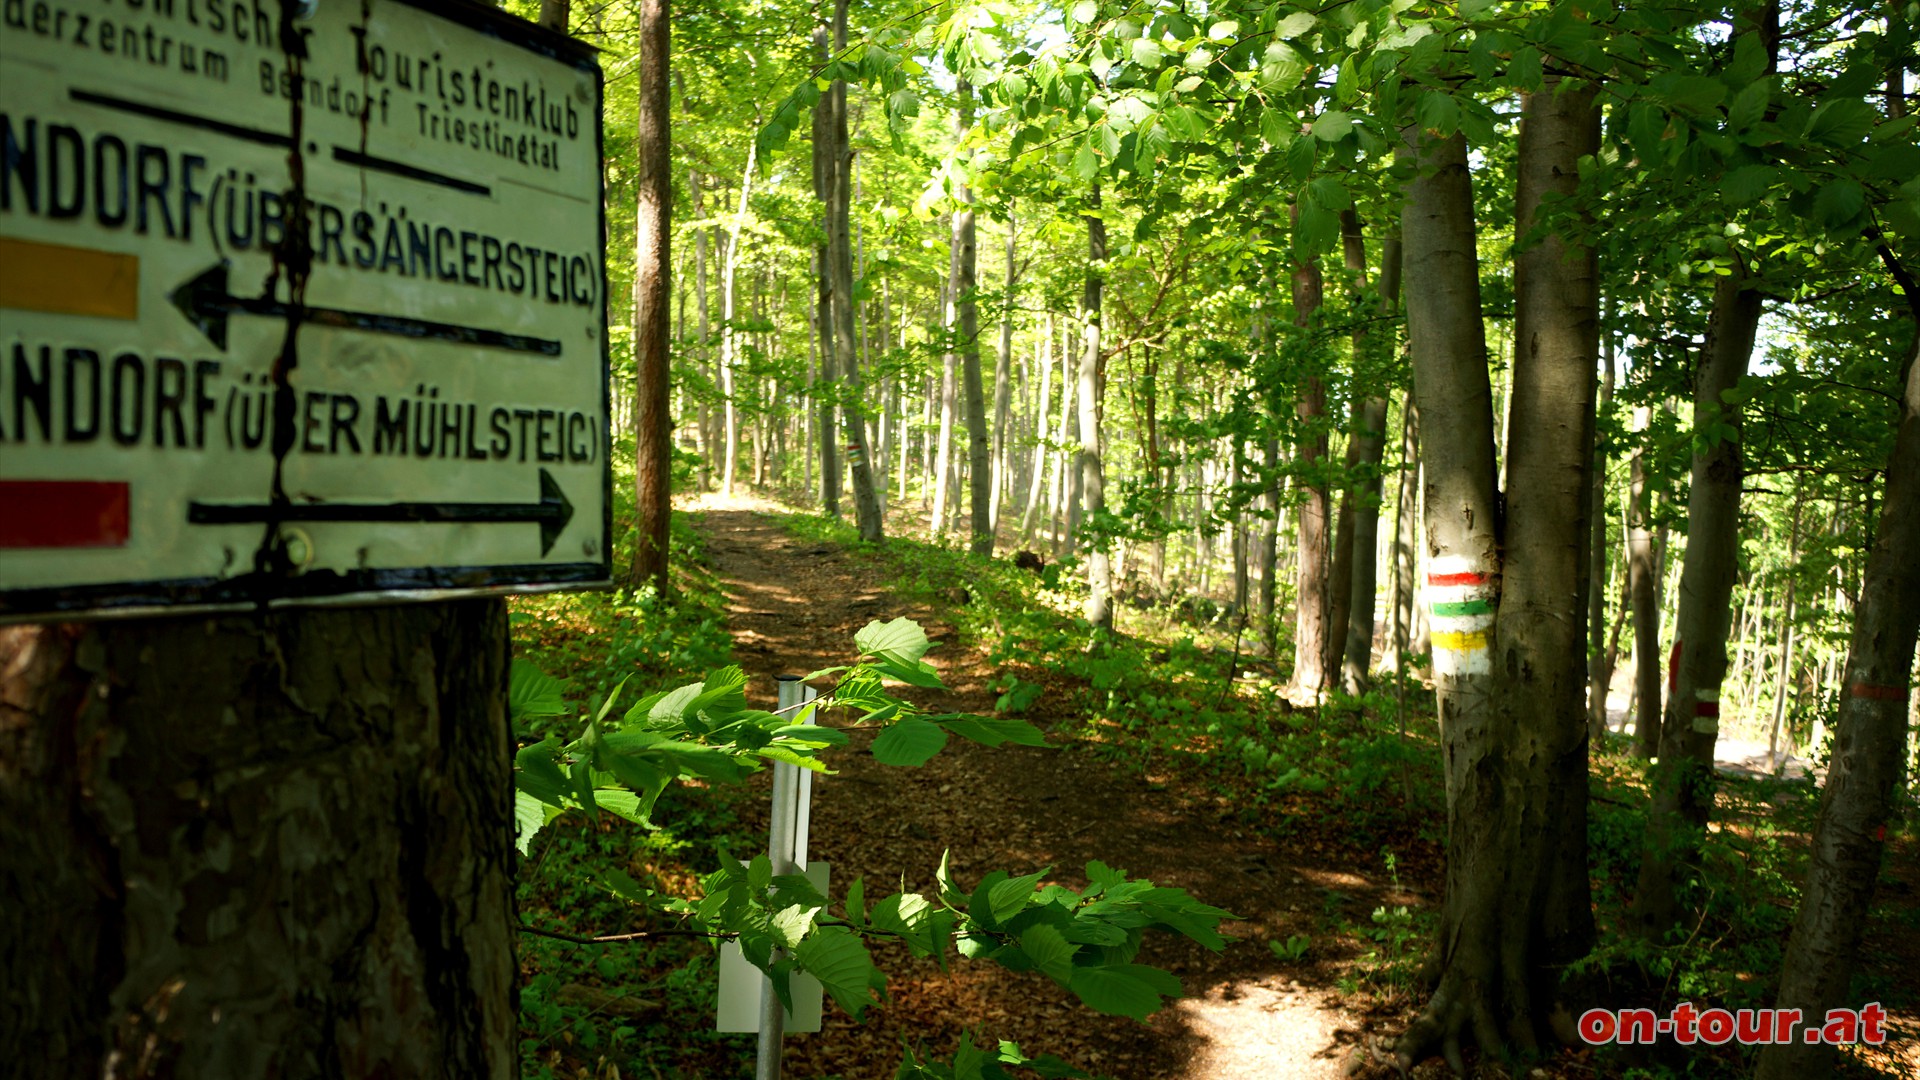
[757,676,808,1080]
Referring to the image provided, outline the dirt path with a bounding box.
[695,501,1393,1080]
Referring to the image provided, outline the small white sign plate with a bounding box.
[0,0,610,620]
[716,862,828,1035]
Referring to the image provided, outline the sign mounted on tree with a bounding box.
[0,0,608,621]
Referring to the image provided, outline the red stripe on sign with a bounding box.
[1427,572,1489,587]
[0,480,130,548]
[1850,683,1909,701]
[1694,702,1721,718]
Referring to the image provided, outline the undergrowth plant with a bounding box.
[511,615,1236,1078]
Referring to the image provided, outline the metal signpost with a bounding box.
[0,0,610,620]
[716,674,824,1080]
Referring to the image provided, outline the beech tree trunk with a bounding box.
[1338,211,1399,691]
[630,0,671,593]
[1,604,516,1078]
[955,84,991,556]
[1394,84,1599,1068]
[811,14,839,516]
[690,171,715,493]
[1291,231,1330,693]
[1627,403,1662,756]
[1756,332,1920,1079]
[990,219,1017,537]
[1586,321,1615,742]
[826,0,883,541]
[1633,273,1762,935]
[1080,188,1112,630]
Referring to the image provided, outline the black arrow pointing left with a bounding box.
[188,468,575,557]
[171,262,561,356]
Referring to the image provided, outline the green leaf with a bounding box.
[873,656,947,689]
[1727,79,1769,132]
[870,890,932,944]
[937,850,969,908]
[1721,163,1777,204]
[792,926,880,1020]
[854,617,933,666]
[989,868,1050,923]
[508,660,567,722]
[1206,19,1238,40]
[1806,97,1875,146]
[942,715,1049,748]
[591,787,655,825]
[514,739,571,806]
[1130,38,1163,68]
[1067,964,1184,1020]
[1811,179,1866,230]
[846,878,866,927]
[871,718,949,766]
[1310,110,1352,142]
[772,723,848,745]
[513,788,548,854]
[1019,923,1080,985]
[1275,11,1315,38]
[1415,91,1460,136]
[1070,0,1097,24]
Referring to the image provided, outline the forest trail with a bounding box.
[690,495,1398,1080]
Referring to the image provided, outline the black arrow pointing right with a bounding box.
[187,468,576,557]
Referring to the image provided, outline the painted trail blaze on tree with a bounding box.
[1426,558,1495,677]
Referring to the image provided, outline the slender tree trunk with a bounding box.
[1768,497,1805,759]
[1394,83,1600,1066]
[1756,331,1920,1079]
[1,605,516,1078]
[1339,211,1399,690]
[954,84,991,555]
[1231,439,1250,617]
[630,0,672,593]
[1586,314,1616,742]
[990,217,1017,539]
[825,0,882,540]
[1058,326,1080,556]
[1627,405,1662,756]
[1021,312,1052,541]
[1291,225,1330,693]
[689,171,713,493]
[934,284,959,538]
[718,146,754,498]
[811,10,839,516]
[1260,437,1281,657]
[1633,272,1763,935]
[1080,188,1112,629]
[1385,401,1421,673]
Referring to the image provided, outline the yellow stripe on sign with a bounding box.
[0,237,139,319]
[1432,629,1490,651]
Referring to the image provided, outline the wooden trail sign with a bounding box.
[0,0,610,620]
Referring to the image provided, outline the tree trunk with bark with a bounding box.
[954,84,991,556]
[1338,210,1399,691]
[1,604,516,1079]
[1080,189,1112,630]
[1394,84,1600,1068]
[1755,332,1920,1079]
[1627,403,1662,757]
[1291,231,1330,694]
[991,218,1017,539]
[1632,273,1762,936]
[1587,320,1615,742]
[811,14,839,516]
[630,0,671,593]
[826,0,883,541]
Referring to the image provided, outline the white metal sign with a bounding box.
[0,0,609,620]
